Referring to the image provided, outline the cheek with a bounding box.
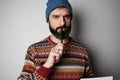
[49,20,59,29]
[66,21,71,26]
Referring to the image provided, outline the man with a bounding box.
[18,0,95,80]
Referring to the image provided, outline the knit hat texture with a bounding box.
[46,0,73,22]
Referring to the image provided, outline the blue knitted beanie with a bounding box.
[46,0,73,22]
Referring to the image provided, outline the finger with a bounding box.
[54,44,63,51]
[55,54,60,60]
[53,49,62,57]
[48,51,60,63]
[58,49,63,55]
[52,47,63,53]
[52,52,61,63]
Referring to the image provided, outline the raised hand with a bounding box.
[43,43,63,68]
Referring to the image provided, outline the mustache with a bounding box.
[56,26,68,33]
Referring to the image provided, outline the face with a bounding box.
[48,7,71,40]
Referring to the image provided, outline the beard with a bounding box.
[49,24,71,40]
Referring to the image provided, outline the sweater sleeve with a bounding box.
[17,45,53,80]
[84,51,95,78]
[86,58,95,77]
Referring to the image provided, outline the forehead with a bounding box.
[50,7,70,15]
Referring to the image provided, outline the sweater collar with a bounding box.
[47,36,73,46]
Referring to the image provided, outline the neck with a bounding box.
[50,35,70,44]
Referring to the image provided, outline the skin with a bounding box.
[43,7,71,68]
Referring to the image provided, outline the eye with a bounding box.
[64,15,70,19]
[52,15,60,19]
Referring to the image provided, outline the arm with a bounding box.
[17,45,53,80]
[18,43,63,80]
[84,52,95,78]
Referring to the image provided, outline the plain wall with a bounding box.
[0,0,120,80]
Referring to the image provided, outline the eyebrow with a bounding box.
[51,14,70,17]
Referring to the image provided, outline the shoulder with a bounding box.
[26,37,50,56]
[71,39,91,59]
[71,39,88,51]
[28,37,49,50]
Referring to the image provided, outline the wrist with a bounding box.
[43,61,54,68]
[37,65,53,78]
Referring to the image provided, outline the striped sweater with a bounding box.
[18,36,94,80]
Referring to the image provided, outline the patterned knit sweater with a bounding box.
[18,36,94,80]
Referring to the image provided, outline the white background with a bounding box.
[0,0,120,80]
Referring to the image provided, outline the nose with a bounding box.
[60,17,65,26]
